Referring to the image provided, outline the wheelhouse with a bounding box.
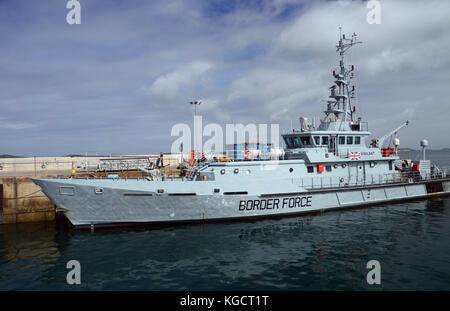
[283,133,364,149]
[283,135,318,149]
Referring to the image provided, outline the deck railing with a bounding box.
[303,167,450,190]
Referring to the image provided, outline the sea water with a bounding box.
[0,150,449,290]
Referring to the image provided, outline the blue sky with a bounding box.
[1,0,449,156]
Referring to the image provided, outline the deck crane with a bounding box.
[370,120,409,148]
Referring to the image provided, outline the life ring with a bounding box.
[244,149,253,160]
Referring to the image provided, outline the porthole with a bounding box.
[234,168,239,174]
[333,164,338,169]
[220,169,226,175]
[94,187,104,195]
[340,178,345,183]
[289,168,293,173]
[342,163,347,168]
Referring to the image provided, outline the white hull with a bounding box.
[33,178,450,228]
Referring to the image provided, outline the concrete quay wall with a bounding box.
[0,153,186,224]
[0,177,55,224]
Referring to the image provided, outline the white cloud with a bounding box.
[0,118,40,130]
[1,0,450,155]
[148,61,214,101]
[213,0,450,147]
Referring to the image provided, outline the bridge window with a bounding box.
[284,136,302,149]
[326,165,332,172]
[355,136,361,144]
[322,136,329,145]
[284,137,294,148]
[300,136,312,146]
[347,136,353,144]
[339,136,345,144]
[314,136,320,145]
[284,135,317,147]
[307,166,314,173]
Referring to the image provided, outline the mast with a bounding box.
[325,28,362,127]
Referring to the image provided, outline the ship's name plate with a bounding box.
[361,151,375,156]
[239,196,312,211]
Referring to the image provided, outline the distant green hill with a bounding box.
[0,154,24,158]
[398,148,450,152]
[398,148,417,152]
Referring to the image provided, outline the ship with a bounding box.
[32,31,450,229]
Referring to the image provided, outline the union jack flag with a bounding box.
[348,151,361,160]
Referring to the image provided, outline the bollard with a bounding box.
[13,177,18,223]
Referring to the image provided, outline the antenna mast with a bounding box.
[325,28,362,127]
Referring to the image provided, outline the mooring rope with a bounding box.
[3,189,47,200]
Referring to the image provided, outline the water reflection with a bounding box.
[0,197,449,290]
[0,222,63,289]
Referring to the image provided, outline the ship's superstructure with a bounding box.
[32,31,450,228]
[279,31,405,188]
